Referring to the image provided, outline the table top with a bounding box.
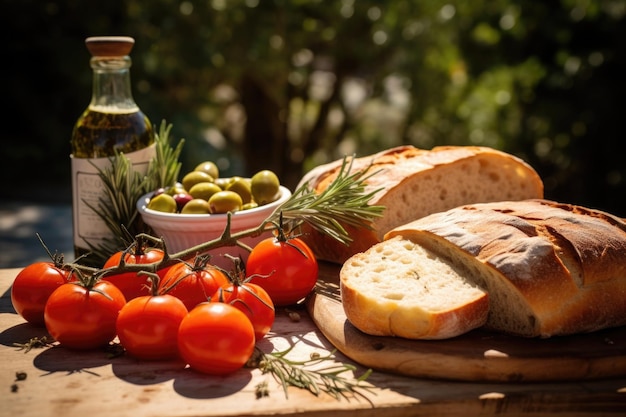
[2,265,626,417]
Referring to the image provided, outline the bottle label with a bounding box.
[71,144,156,251]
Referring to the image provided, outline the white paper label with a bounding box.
[71,144,156,250]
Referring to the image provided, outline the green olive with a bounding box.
[194,161,219,180]
[182,171,214,192]
[147,193,177,213]
[214,177,231,190]
[189,182,222,201]
[181,198,211,214]
[165,183,186,196]
[242,201,258,210]
[208,190,243,214]
[226,177,252,204]
[251,170,280,205]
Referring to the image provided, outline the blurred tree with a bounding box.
[3,0,626,216]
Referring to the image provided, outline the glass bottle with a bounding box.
[70,36,155,265]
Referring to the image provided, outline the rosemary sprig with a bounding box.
[162,156,385,263]
[81,121,184,266]
[268,157,385,245]
[144,120,185,193]
[13,336,54,353]
[250,346,375,400]
[83,150,147,259]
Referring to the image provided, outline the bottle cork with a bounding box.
[85,36,135,57]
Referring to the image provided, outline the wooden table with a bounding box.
[2,265,626,417]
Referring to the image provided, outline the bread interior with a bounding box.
[341,236,488,339]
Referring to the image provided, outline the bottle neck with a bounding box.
[89,55,138,112]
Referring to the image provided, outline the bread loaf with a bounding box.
[341,199,626,339]
[297,145,544,264]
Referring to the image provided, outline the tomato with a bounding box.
[116,294,188,360]
[159,258,229,311]
[44,281,126,350]
[102,247,169,301]
[211,281,275,340]
[246,236,318,306]
[11,260,75,326]
[178,302,255,375]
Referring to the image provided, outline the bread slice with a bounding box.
[340,235,489,340]
[383,199,626,338]
[297,145,544,264]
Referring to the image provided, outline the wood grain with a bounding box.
[308,262,626,382]
[2,266,626,416]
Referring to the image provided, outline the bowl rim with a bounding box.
[137,185,292,220]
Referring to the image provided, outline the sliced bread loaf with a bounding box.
[378,199,626,338]
[297,145,544,264]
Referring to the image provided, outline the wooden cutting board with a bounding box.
[307,262,626,382]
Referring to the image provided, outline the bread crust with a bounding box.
[340,276,490,340]
[385,199,626,337]
[297,145,544,264]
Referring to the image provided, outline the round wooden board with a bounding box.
[306,262,626,382]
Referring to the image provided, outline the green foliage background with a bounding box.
[4,0,626,215]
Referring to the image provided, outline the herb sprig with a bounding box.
[278,157,384,245]
[249,346,375,401]
[83,120,184,266]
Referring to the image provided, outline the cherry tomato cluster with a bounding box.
[10,234,319,376]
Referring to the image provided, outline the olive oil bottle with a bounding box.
[70,36,155,265]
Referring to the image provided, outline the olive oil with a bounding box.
[72,107,153,158]
[70,36,155,266]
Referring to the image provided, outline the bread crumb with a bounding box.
[484,349,509,358]
[479,392,506,400]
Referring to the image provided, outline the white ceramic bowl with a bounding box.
[137,185,292,269]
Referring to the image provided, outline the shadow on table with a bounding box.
[0,202,74,268]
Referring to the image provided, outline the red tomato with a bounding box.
[211,282,275,340]
[102,247,169,301]
[116,294,188,360]
[159,260,229,311]
[178,302,255,375]
[11,261,75,326]
[246,237,318,306]
[44,281,126,350]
